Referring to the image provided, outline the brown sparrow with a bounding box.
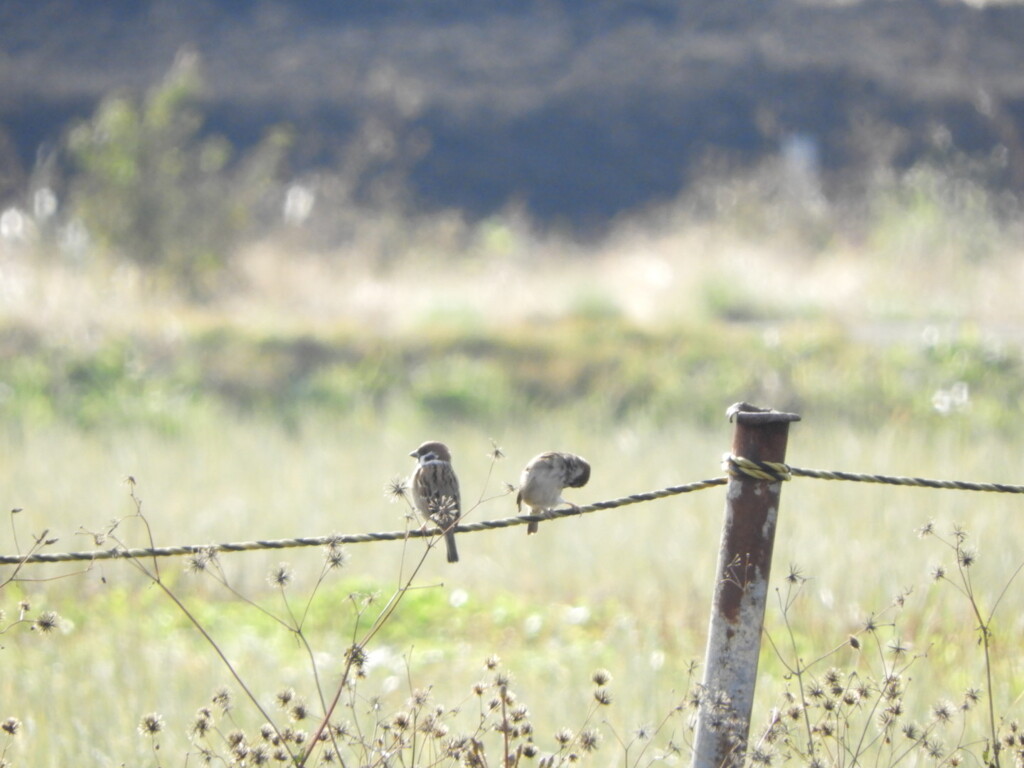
[517,452,591,534]
[409,441,462,563]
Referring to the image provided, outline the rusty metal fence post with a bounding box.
[691,403,801,768]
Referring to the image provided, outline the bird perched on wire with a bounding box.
[409,441,462,563]
[517,452,591,535]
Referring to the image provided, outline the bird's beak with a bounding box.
[409,450,417,458]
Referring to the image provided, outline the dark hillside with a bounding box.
[1,0,1023,223]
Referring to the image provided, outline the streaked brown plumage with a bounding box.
[516,451,591,534]
[409,440,461,563]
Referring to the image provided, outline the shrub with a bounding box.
[64,49,289,296]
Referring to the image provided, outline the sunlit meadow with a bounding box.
[2,149,1024,766]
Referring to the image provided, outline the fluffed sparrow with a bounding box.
[516,451,591,534]
[409,440,462,563]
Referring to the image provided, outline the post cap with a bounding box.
[726,402,802,424]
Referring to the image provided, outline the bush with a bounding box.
[64,49,289,296]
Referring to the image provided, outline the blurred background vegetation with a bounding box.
[2,1,1024,765]
[0,41,1022,433]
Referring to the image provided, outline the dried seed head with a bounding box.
[32,610,60,634]
[963,688,982,710]
[408,688,432,709]
[330,722,350,739]
[345,644,367,670]
[591,669,612,686]
[226,729,246,747]
[888,638,909,658]
[324,541,349,570]
[931,700,955,725]
[138,713,164,737]
[268,563,293,588]
[386,477,409,502]
[2,717,21,736]
[212,687,232,712]
[579,729,601,752]
[188,547,218,573]
[192,708,213,737]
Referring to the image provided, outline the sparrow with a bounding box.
[516,452,591,534]
[409,441,462,563]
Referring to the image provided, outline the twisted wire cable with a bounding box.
[4,458,1021,567]
[724,454,1024,493]
[0,477,726,565]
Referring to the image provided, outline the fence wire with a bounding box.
[724,454,1024,493]
[0,477,726,566]
[2,456,1021,566]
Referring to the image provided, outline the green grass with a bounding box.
[3,410,1024,766]
[3,159,1024,764]
[3,312,1023,438]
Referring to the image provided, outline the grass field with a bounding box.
[2,176,1024,766]
[5,416,1024,767]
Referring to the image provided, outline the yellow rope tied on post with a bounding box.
[723,454,792,482]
